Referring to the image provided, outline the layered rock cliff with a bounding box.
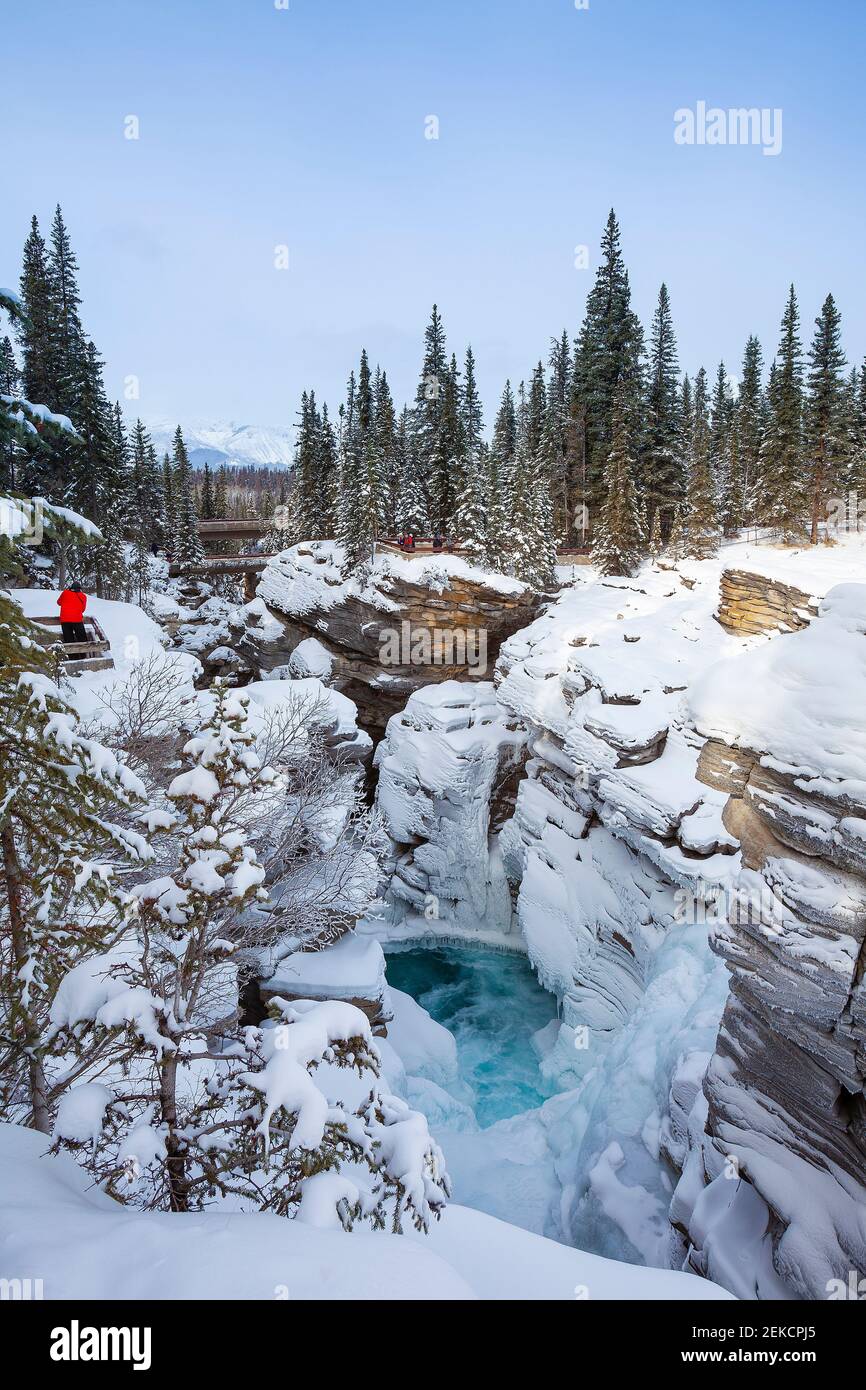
[493,564,740,1045]
[672,583,866,1299]
[239,541,541,733]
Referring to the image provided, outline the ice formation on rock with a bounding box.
[370,680,526,937]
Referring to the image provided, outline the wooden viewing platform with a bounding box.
[31,615,115,675]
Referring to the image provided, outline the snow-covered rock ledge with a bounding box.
[240,541,542,733]
[492,563,742,1054]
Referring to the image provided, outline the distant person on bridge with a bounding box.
[432,532,444,552]
[57,583,88,643]
[404,532,415,552]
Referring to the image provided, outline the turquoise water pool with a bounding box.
[385,945,558,1127]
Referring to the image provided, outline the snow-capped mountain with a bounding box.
[144,419,295,470]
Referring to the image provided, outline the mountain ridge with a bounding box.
[141,418,295,470]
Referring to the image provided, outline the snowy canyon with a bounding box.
[4,537,865,1302]
[214,535,866,1299]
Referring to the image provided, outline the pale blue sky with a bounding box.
[2,0,864,431]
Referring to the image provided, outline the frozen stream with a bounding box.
[385,945,558,1127]
[383,926,728,1262]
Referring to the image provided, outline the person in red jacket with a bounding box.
[57,582,88,643]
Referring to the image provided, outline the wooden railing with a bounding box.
[30,615,114,673]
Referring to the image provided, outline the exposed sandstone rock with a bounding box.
[716,567,820,636]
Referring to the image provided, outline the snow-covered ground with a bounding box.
[11,588,200,725]
[0,1125,731,1300]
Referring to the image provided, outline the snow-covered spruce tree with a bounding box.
[680,367,719,559]
[806,293,847,543]
[754,287,808,539]
[641,283,683,538]
[543,331,573,543]
[318,404,341,539]
[845,363,866,527]
[453,346,489,558]
[394,407,427,534]
[339,432,379,570]
[171,426,204,566]
[736,334,764,526]
[339,353,390,568]
[130,420,165,550]
[485,380,517,565]
[461,346,484,463]
[18,217,58,420]
[708,361,733,514]
[427,356,464,533]
[720,401,744,537]
[199,461,215,520]
[17,209,119,533]
[647,504,662,558]
[0,287,105,586]
[502,388,533,582]
[412,304,448,508]
[128,421,165,602]
[293,390,322,540]
[503,386,556,588]
[95,403,133,600]
[47,206,86,420]
[49,681,449,1231]
[0,334,20,489]
[161,453,176,543]
[65,340,114,590]
[0,596,151,1131]
[666,503,684,559]
[572,210,645,520]
[375,369,398,534]
[591,379,646,576]
[213,463,228,519]
[16,216,61,497]
[452,444,489,565]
